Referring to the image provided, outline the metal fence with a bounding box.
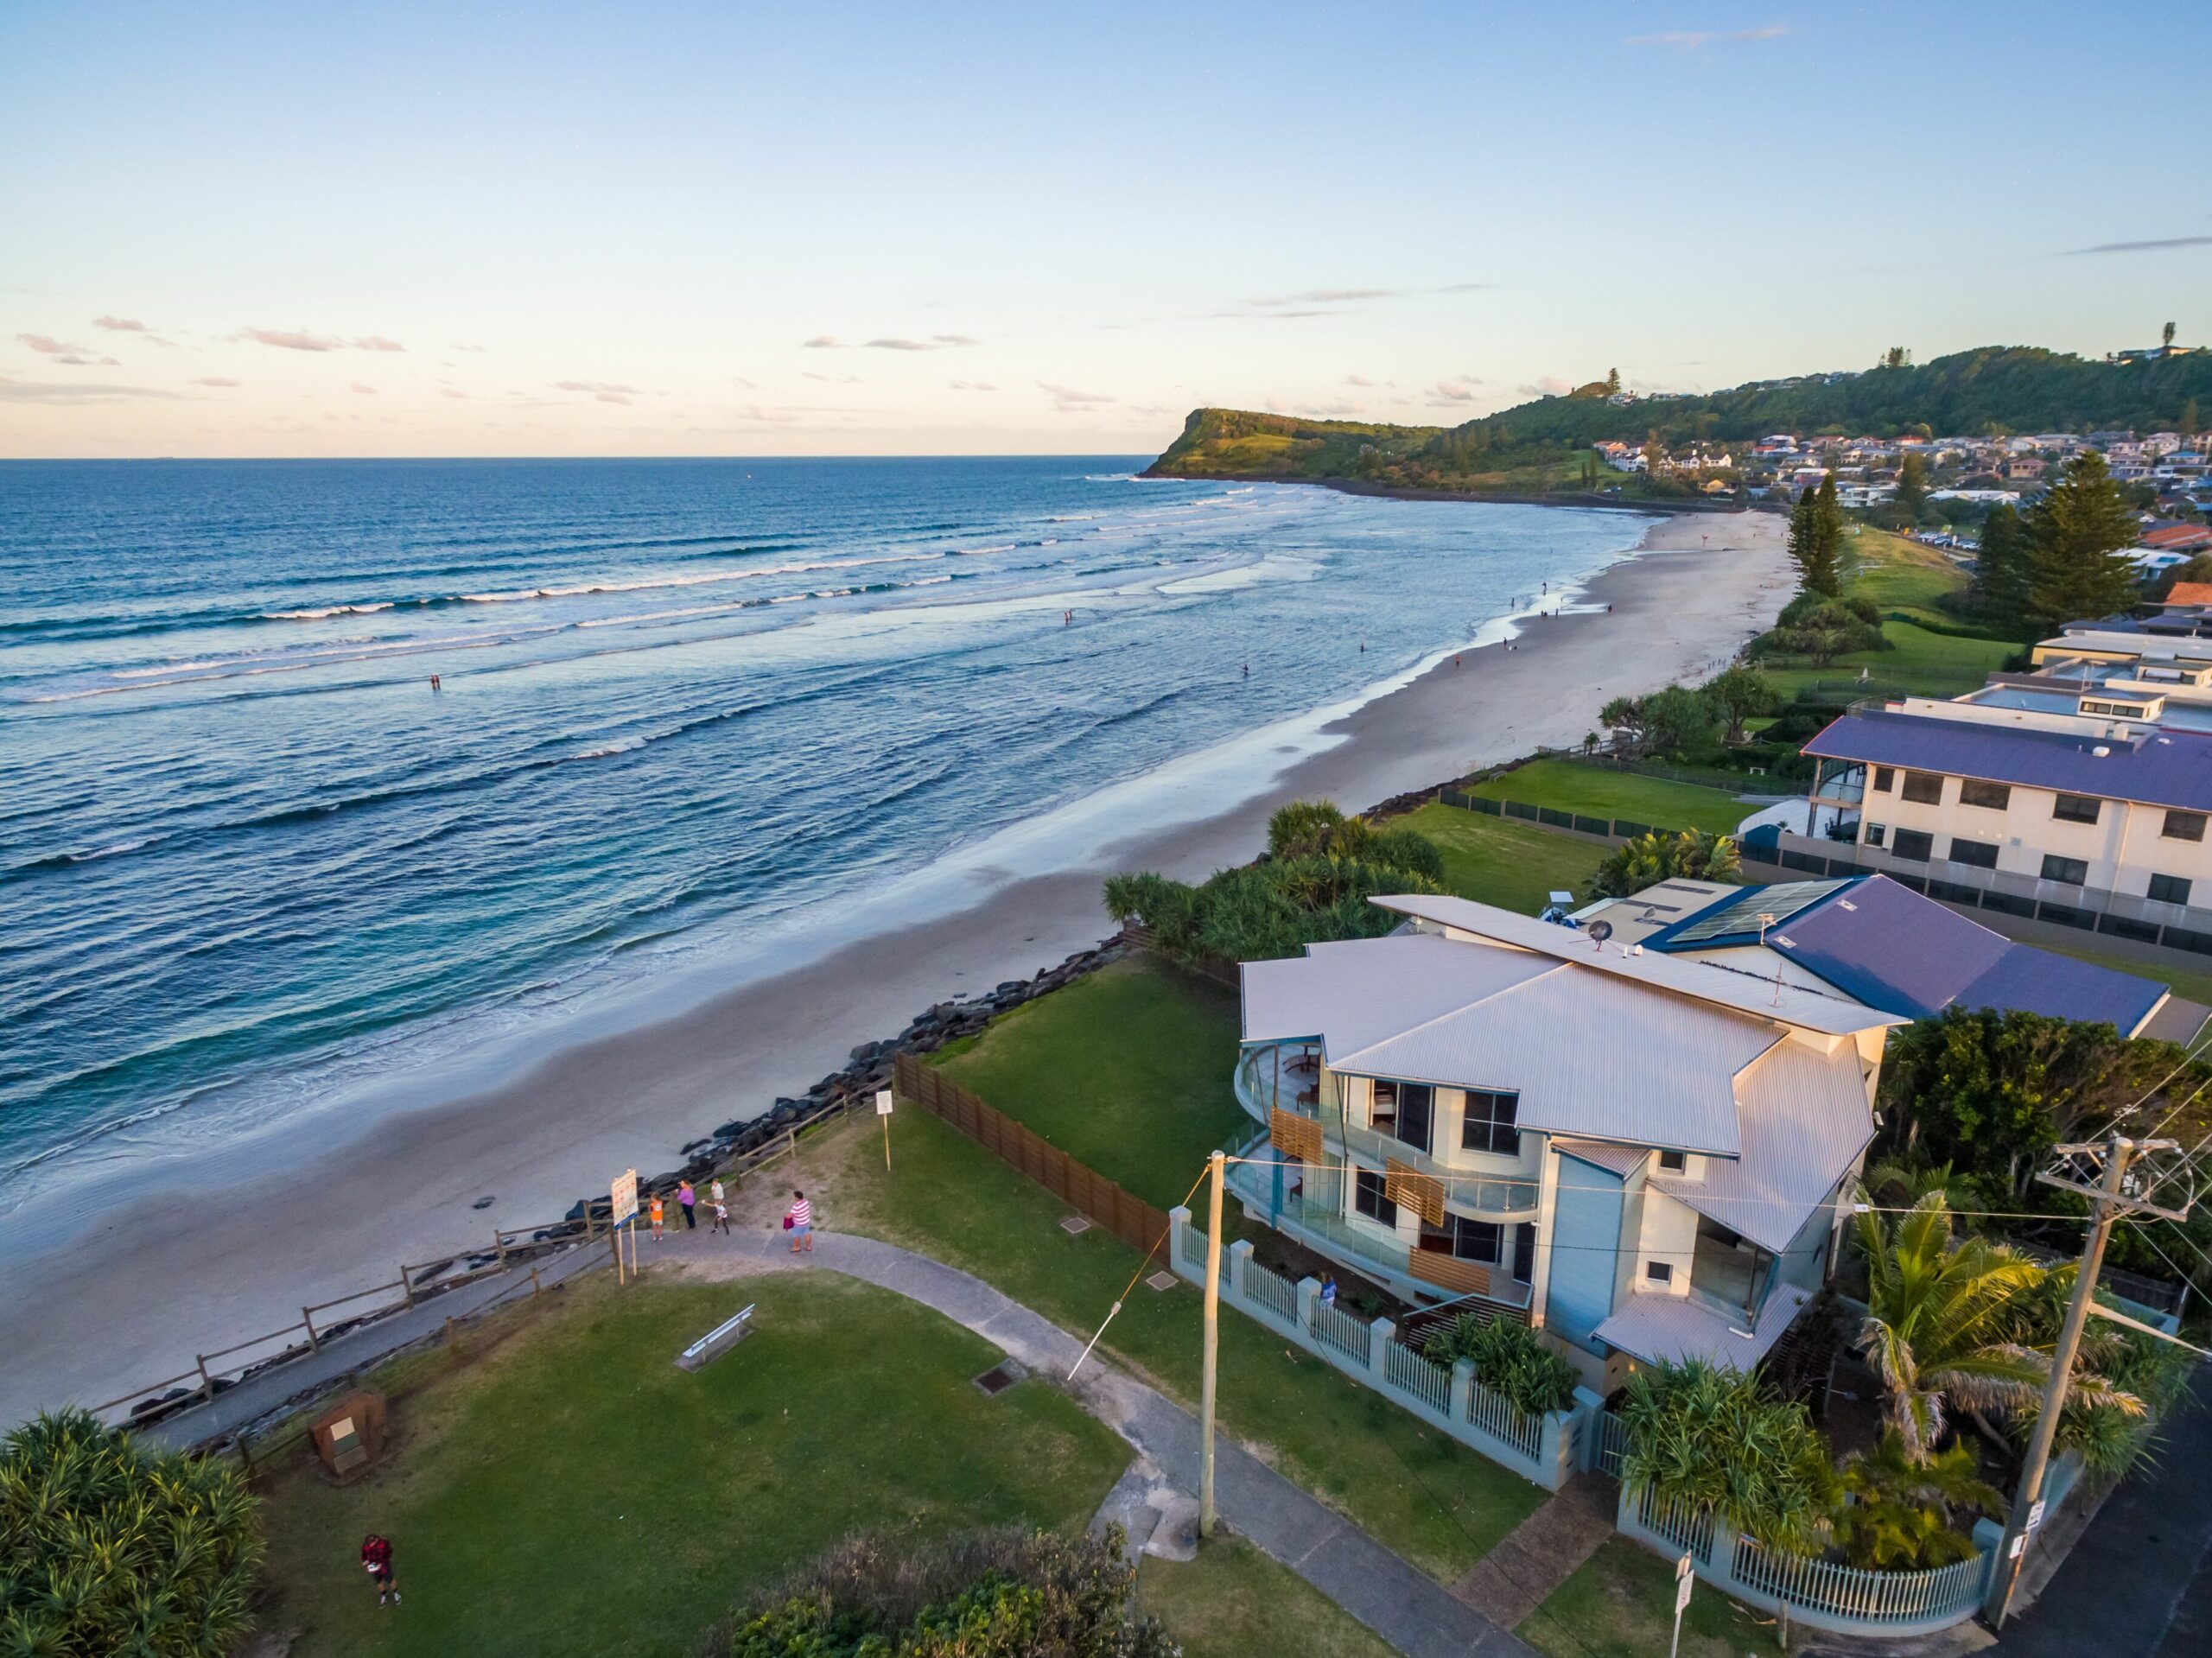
[1731,1533,1990,1630]
[1437,790,1690,844]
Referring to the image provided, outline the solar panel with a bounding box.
[1666,880,1845,945]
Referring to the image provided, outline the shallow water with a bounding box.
[0,456,1646,1205]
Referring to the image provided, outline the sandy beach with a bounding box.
[0,507,1792,1425]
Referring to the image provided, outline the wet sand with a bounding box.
[0,508,1791,1424]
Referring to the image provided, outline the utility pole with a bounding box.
[1985,1134,2176,1628]
[1199,1148,1224,1539]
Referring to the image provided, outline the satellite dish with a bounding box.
[1587,920,1614,950]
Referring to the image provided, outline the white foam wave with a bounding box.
[269,602,395,620]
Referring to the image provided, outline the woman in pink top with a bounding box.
[677,1180,696,1229]
[786,1189,813,1253]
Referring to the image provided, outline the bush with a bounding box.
[1420,1315,1579,1416]
[1619,1361,1834,1557]
[1584,830,1739,900]
[0,1408,264,1657]
[710,1527,1176,1658]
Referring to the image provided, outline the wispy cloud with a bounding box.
[1427,378,1484,405]
[453,342,487,353]
[862,334,979,351]
[1626,24,1791,48]
[2063,234,2212,256]
[1344,373,1377,388]
[237,327,407,353]
[803,370,861,384]
[16,333,119,366]
[1516,375,1575,397]
[1228,282,1490,317]
[1040,382,1115,411]
[950,378,998,391]
[802,334,844,349]
[439,387,469,399]
[349,381,377,395]
[0,375,181,403]
[191,376,243,388]
[553,378,640,404]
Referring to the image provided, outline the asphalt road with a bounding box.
[2002,1371,2212,1657]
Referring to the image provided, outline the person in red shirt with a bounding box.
[361,1534,399,1605]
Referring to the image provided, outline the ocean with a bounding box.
[0,456,1648,1210]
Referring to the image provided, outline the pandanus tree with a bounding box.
[1853,1194,2048,1464]
[0,1408,263,1657]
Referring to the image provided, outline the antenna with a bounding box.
[1753,911,1783,1005]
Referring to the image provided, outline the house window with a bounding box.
[1657,1149,1688,1173]
[1645,1261,1675,1286]
[1512,1223,1536,1285]
[2149,873,2195,906]
[1960,778,2012,810]
[1353,1167,1398,1227]
[2053,794,2102,825]
[1872,766,1896,792]
[1901,771,1946,805]
[1864,823,1887,848]
[1446,1217,1501,1263]
[1460,1089,1521,1157]
[2164,810,2208,842]
[1948,836,2000,869]
[1372,1080,1433,1153]
[2041,854,2089,886]
[1891,828,1935,862]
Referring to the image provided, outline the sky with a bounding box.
[3,2,2207,459]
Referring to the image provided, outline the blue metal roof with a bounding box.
[1645,875,2168,1031]
[1803,709,2212,813]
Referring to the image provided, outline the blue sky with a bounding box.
[3,2,2205,457]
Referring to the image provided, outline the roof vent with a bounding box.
[2092,745,2112,757]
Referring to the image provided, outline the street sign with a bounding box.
[874,1089,894,1116]
[2025,1499,2046,1534]
[1669,1554,1694,1658]
[611,1168,639,1225]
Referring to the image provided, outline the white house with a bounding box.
[1230,894,1903,1389]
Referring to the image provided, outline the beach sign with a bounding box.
[874,1089,894,1116]
[875,1089,894,1172]
[611,1167,639,1226]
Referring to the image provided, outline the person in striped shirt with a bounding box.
[786,1190,813,1253]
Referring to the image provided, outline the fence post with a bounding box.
[1227,1239,1253,1303]
[1168,1206,1192,1278]
[1367,1317,1395,1382]
[399,1264,416,1308]
[530,1265,543,1297]
[1707,1517,1738,1587]
[301,1306,319,1352]
[1538,1408,1573,1492]
[495,1231,509,1268]
[196,1354,214,1401]
[1450,1356,1474,1422]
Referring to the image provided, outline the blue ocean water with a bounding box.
[0,457,1645,1205]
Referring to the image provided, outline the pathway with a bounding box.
[683,1228,1538,1658]
[1448,1474,1615,1629]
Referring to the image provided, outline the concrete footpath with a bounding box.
[139,1239,606,1452]
[690,1229,1536,1658]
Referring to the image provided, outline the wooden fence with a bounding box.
[892,1051,1172,1255]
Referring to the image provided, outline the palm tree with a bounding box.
[1832,1429,2001,1570]
[1853,1194,2048,1464]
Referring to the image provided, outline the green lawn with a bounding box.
[1520,1540,1763,1658]
[1468,757,1751,835]
[836,1103,1544,1581]
[1139,1537,1398,1658]
[256,1274,1128,1658]
[1395,802,1609,912]
[931,957,1248,1210]
[1843,524,1969,620]
[1763,618,2017,702]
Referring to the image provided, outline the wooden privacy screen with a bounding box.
[1384,1156,1446,1227]
[1410,1249,1493,1298]
[1270,1108,1323,1166]
[893,1051,1173,1255]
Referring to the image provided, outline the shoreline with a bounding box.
[1139,466,1768,516]
[0,506,1794,1425]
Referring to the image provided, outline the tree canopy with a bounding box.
[2024,451,2142,626]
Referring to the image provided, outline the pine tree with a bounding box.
[2025,451,2140,627]
[1605,366,1621,396]
[1973,504,2033,630]
[1787,485,1836,595]
[1897,451,1929,520]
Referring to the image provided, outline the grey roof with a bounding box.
[1592,1283,1812,1370]
[1370,894,1905,1037]
[1552,1137,1649,1178]
[1804,708,2212,812]
[1647,1039,1872,1254]
[1240,933,1552,1049]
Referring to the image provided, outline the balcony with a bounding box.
[1226,1134,1535,1314]
[1808,757,1866,807]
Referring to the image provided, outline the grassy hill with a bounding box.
[1147,346,2212,494]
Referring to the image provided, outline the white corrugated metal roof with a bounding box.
[1553,1137,1649,1177]
[1592,1282,1811,1369]
[1331,967,1776,1156]
[1649,1039,1873,1254]
[1370,894,1907,1037]
[1240,932,1554,1051]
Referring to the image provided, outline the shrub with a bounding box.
[710,1527,1177,1658]
[0,1408,264,1658]
[1830,1431,1999,1571]
[1420,1315,1579,1417]
[1584,829,1739,900]
[1619,1360,1834,1557]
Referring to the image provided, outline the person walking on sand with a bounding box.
[649,1191,664,1241]
[786,1189,813,1253]
[361,1534,399,1606]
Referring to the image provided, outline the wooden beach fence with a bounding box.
[892,1051,1171,1255]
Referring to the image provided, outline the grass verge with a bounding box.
[930,956,1247,1210]
[1139,1536,1398,1658]
[1519,1539,1765,1658]
[1469,758,1751,835]
[254,1272,1128,1658]
[1395,802,1610,912]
